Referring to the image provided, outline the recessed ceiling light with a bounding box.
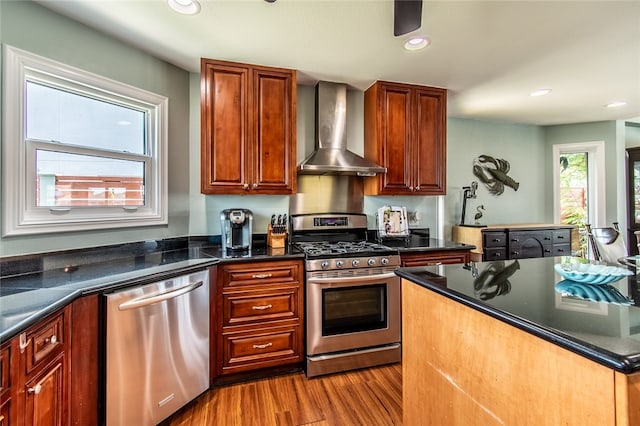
[403,36,430,51]
[530,88,552,97]
[168,0,201,15]
[606,101,627,108]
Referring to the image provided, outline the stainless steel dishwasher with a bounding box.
[105,269,209,426]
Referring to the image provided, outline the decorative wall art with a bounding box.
[473,154,520,196]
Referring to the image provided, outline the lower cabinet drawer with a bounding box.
[222,288,300,327]
[220,325,302,374]
[484,248,507,261]
[26,312,65,374]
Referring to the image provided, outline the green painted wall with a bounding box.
[444,117,547,239]
[543,121,624,229]
[0,1,191,256]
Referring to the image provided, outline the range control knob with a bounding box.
[381,257,389,265]
[352,259,360,267]
[321,261,329,269]
[367,258,376,266]
[336,260,344,268]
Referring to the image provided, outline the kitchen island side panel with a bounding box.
[401,278,617,426]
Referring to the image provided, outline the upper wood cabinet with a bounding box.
[200,59,297,195]
[363,81,446,195]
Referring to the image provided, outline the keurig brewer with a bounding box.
[220,209,253,251]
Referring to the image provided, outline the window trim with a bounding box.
[2,45,168,236]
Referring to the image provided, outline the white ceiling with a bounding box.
[36,0,640,126]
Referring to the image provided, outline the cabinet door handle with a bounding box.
[243,183,249,189]
[252,304,273,311]
[253,342,273,350]
[19,333,29,353]
[252,273,273,279]
[252,183,258,189]
[27,384,42,395]
[415,186,420,191]
[409,186,414,191]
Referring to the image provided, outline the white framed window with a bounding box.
[2,45,168,236]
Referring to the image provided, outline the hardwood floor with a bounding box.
[162,363,402,426]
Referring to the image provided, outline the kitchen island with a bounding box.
[396,257,640,425]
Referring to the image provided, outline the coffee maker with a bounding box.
[220,209,253,252]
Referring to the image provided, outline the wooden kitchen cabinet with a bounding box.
[0,342,14,426]
[200,58,297,195]
[1,306,71,426]
[400,249,470,267]
[363,81,446,196]
[213,260,304,382]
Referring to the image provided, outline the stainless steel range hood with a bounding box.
[297,81,386,176]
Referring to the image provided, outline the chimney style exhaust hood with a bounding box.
[297,81,386,176]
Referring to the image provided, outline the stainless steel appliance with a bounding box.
[220,208,253,251]
[105,270,209,426]
[291,213,402,377]
[297,81,386,176]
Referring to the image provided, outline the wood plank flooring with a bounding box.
[162,363,402,426]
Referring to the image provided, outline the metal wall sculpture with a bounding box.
[473,155,520,195]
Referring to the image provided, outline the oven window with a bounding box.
[322,284,387,336]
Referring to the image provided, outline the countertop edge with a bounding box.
[396,267,640,374]
[0,259,220,342]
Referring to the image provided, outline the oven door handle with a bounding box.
[307,272,398,286]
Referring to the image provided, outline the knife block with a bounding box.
[267,225,287,248]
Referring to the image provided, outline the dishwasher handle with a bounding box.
[118,280,204,311]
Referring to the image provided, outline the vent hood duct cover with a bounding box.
[297,81,386,176]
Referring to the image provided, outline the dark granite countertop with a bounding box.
[0,239,304,342]
[0,232,467,343]
[396,256,640,373]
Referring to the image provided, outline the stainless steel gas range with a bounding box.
[290,213,402,377]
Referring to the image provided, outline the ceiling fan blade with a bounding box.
[394,0,423,36]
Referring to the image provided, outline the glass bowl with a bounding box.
[554,263,633,285]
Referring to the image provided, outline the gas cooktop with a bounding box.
[293,240,398,258]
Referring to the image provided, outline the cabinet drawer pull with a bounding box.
[27,384,42,395]
[45,335,58,345]
[251,304,273,311]
[544,249,552,253]
[252,273,273,279]
[557,235,565,239]
[253,183,258,189]
[243,183,249,189]
[511,238,519,242]
[253,342,273,349]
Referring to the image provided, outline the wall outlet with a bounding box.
[408,211,421,225]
